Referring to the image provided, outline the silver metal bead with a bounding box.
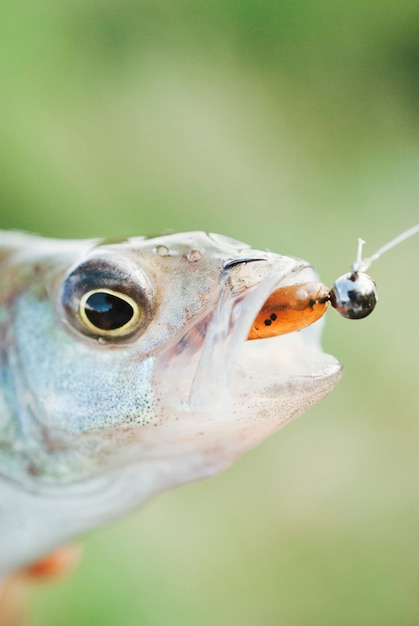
[330,272,377,319]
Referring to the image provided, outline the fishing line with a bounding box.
[330,223,419,319]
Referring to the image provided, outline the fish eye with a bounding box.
[330,272,377,319]
[61,254,154,342]
[79,289,141,336]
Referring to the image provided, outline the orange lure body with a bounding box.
[248,282,329,340]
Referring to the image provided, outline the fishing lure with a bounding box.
[250,223,419,337]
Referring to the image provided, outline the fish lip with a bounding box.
[188,256,342,412]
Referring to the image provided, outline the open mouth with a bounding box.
[237,261,336,375]
[188,256,342,413]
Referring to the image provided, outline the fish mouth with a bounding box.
[187,255,342,416]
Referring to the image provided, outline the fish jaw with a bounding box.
[145,252,342,473]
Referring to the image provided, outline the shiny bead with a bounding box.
[330,272,377,319]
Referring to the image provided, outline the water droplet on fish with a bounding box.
[186,249,202,262]
[155,245,169,257]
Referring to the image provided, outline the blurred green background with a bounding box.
[1,1,418,624]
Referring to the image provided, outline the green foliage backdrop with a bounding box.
[1,2,418,624]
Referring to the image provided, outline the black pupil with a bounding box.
[84,292,134,330]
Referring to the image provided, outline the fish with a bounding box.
[0,230,342,575]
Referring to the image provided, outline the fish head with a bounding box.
[4,231,341,492]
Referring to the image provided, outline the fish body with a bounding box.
[0,231,341,573]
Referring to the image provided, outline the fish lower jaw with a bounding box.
[184,329,341,421]
[225,324,343,426]
[237,326,340,378]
